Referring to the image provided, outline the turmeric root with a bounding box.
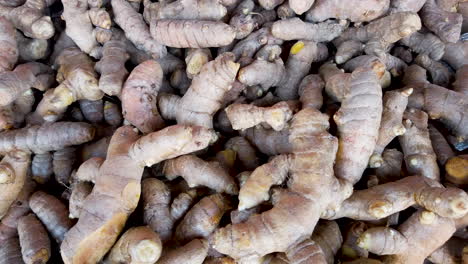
[122,60,165,133]
[155,0,227,21]
[157,238,209,264]
[0,122,94,154]
[0,237,23,264]
[399,109,439,180]
[334,64,383,184]
[237,58,286,90]
[453,65,468,96]
[151,20,236,48]
[341,222,369,260]
[16,31,49,62]
[445,156,468,186]
[305,0,390,22]
[0,150,30,218]
[225,136,259,170]
[271,18,346,42]
[163,155,237,194]
[175,193,231,243]
[335,40,365,64]
[158,53,239,128]
[231,25,283,59]
[420,0,462,43]
[225,101,293,131]
[53,147,75,185]
[374,149,403,183]
[68,181,93,219]
[357,210,457,263]
[443,41,468,70]
[0,17,18,73]
[17,214,51,264]
[310,220,343,264]
[95,38,129,96]
[29,191,73,243]
[61,125,216,263]
[211,108,352,259]
[298,74,325,109]
[369,88,412,168]
[103,101,123,127]
[107,226,162,264]
[242,125,292,156]
[31,153,52,184]
[322,176,468,221]
[112,0,167,59]
[258,0,284,10]
[414,54,451,87]
[79,99,103,123]
[400,32,445,61]
[185,48,212,78]
[429,124,455,166]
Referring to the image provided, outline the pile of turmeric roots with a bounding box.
[0,0,467,263]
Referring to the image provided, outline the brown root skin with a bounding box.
[369,88,412,168]
[238,59,286,90]
[319,62,349,102]
[80,137,110,161]
[0,237,23,264]
[107,226,162,264]
[112,0,166,58]
[151,20,236,48]
[231,25,284,59]
[443,41,468,70]
[285,239,327,264]
[305,0,389,22]
[18,214,51,264]
[79,99,103,124]
[428,237,466,264]
[0,17,18,73]
[374,149,403,183]
[95,39,129,96]
[175,193,231,243]
[0,0,55,40]
[453,65,468,96]
[74,157,104,183]
[170,189,199,221]
[414,54,451,87]
[52,147,75,185]
[121,60,164,133]
[0,150,30,219]
[61,125,215,264]
[104,101,123,127]
[212,108,352,259]
[156,0,227,21]
[322,176,468,221]
[445,156,468,186]
[225,136,260,170]
[357,210,456,263]
[242,125,292,156]
[31,153,53,184]
[157,239,209,264]
[400,31,445,61]
[335,40,365,64]
[311,220,343,264]
[429,124,455,166]
[298,74,325,110]
[163,155,238,194]
[399,109,440,181]
[421,0,462,43]
[341,222,369,260]
[271,18,346,42]
[69,181,93,219]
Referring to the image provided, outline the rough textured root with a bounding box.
[17,214,51,264]
[16,32,49,61]
[442,41,468,70]
[69,181,93,219]
[166,53,239,128]
[322,175,468,221]
[285,239,327,264]
[277,2,295,19]
[0,62,51,106]
[225,101,293,131]
[453,65,468,96]
[402,64,427,85]
[31,152,53,184]
[155,0,227,20]
[61,125,215,264]
[429,124,455,166]
[374,149,403,183]
[0,17,18,73]
[95,39,129,96]
[400,32,445,61]
[369,88,412,168]
[0,237,23,264]
[80,136,109,160]
[79,99,103,123]
[428,237,466,264]
[389,0,427,13]
[185,49,212,78]
[334,66,383,185]
[175,194,231,243]
[0,178,35,242]
[163,155,238,194]
[392,46,413,64]
[107,226,162,264]
[258,0,284,10]
[0,151,30,219]
[305,0,389,22]
[0,0,55,40]
[211,108,352,259]
[225,136,259,170]
[232,26,283,59]
[142,178,174,242]
[277,41,328,100]
[398,109,439,180]
[334,12,421,56]
[151,20,236,48]
[112,0,166,58]
[122,60,164,133]
[445,156,468,186]
[170,189,199,221]
[255,44,282,62]
[298,74,325,109]
[157,239,209,264]
[288,0,315,15]
[341,222,369,260]
[335,40,365,64]
[204,256,237,264]
[414,54,451,87]
[319,62,349,102]
[29,191,74,243]
[357,210,456,263]
[61,0,100,57]
[271,18,346,42]
[343,55,405,79]
[53,148,75,185]
[238,59,286,90]
[311,220,343,264]
[0,122,94,154]
[420,0,462,43]
[242,126,291,156]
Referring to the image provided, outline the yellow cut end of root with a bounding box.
[131,240,162,263]
[419,211,435,224]
[290,41,305,55]
[220,149,237,168]
[357,233,371,250]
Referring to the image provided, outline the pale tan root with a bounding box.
[95,38,129,96]
[225,136,259,170]
[335,40,365,64]
[305,0,389,22]
[156,0,226,21]
[31,152,52,184]
[163,155,238,194]
[157,239,209,264]
[170,189,199,221]
[258,0,284,10]
[69,181,93,219]
[271,18,346,42]
[237,59,286,90]
[0,237,23,264]
[242,125,292,156]
[319,62,349,102]
[341,222,369,260]
[107,226,162,264]
[288,0,315,15]
[374,149,403,183]
[186,48,212,78]
[429,124,455,166]
[18,214,51,264]
[311,220,343,264]
[0,17,18,73]
[298,74,325,109]
[74,157,104,183]
[428,237,466,264]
